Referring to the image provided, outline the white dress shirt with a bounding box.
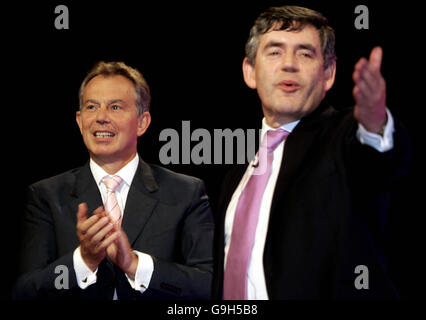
[73,153,154,295]
[224,109,395,300]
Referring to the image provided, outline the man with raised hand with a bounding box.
[213,5,410,300]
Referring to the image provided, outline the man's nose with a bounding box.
[95,105,110,124]
[281,52,299,73]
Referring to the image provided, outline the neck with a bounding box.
[264,114,300,128]
[262,101,325,128]
[262,108,301,128]
[90,152,137,174]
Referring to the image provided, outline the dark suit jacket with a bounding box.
[212,103,411,299]
[14,157,214,300]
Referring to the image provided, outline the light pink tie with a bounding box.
[102,175,123,225]
[223,129,290,300]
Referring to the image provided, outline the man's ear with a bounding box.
[76,110,83,134]
[324,60,336,93]
[242,57,257,89]
[137,111,151,137]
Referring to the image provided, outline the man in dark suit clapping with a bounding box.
[15,61,214,300]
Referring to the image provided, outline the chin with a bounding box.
[90,147,117,158]
[272,103,304,116]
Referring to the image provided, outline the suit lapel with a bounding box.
[269,103,334,216]
[262,103,335,293]
[121,158,159,246]
[69,159,159,246]
[70,162,104,224]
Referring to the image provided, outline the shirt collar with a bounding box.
[89,153,139,187]
[260,117,300,142]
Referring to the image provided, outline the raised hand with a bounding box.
[91,208,139,278]
[76,203,119,271]
[353,46,387,134]
[106,224,139,279]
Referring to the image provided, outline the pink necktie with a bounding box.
[102,175,123,225]
[223,129,290,300]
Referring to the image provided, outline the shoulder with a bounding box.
[138,162,210,210]
[316,104,355,128]
[28,165,84,196]
[297,103,357,138]
[149,163,204,191]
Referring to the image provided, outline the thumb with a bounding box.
[76,202,88,223]
[369,46,383,72]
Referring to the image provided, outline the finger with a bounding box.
[80,206,108,236]
[356,64,376,86]
[86,216,111,239]
[361,60,384,87]
[355,77,375,99]
[77,203,93,238]
[353,85,368,106]
[76,203,88,224]
[353,58,368,83]
[369,46,383,72]
[85,218,112,253]
[93,206,107,218]
[96,231,120,251]
[78,214,100,237]
[91,222,114,244]
[111,221,124,235]
[354,67,384,103]
[354,57,368,71]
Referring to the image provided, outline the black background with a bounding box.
[2,0,425,308]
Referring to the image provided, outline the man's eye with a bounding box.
[111,105,120,110]
[269,51,280,56]
[86,105,96,111]
[299,52,313,58]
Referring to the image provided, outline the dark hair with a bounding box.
[79,61,151,115]
[245,5,336,68]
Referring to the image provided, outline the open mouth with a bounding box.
[277,80,301,92]
[93,131,115,138]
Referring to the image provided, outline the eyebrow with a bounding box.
[263,41,317,54]
[297,44,317,54]
[84,99,126,105]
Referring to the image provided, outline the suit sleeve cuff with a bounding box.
[125,250,154,293]
[73,246,98,289]
[356,108,394,152]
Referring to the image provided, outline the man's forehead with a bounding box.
[86,74,133,89]
[83,75,136,98]
[260,24,321,45]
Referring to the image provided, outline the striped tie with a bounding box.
[102,175,123,225]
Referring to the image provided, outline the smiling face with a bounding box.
[243,24,336,127]
[76,75,150,169]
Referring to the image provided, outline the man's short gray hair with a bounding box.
[79,61,151,115]
[245,5,336,69]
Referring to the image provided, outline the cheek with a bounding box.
[79,118,92,132]
[304,69,325,93]
[118,118,139,137]
[256,70,275,98]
